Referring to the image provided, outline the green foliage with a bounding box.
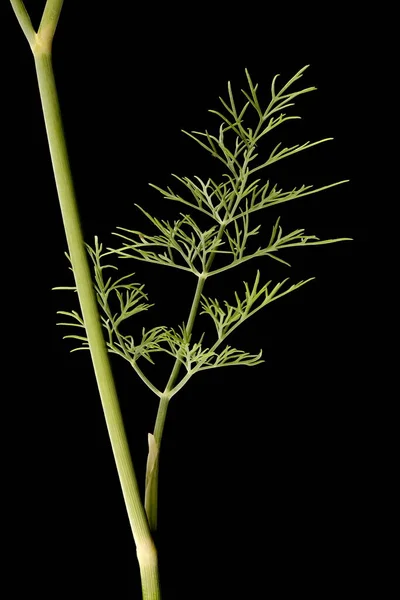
[112,65,349,278]
[55,66,351,399]
[200,270,313,341]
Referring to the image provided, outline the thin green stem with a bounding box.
[11,2,161,597]
[131,359,163,397]
[145,394,170,531]
[146,225,228,530]
[112,327,163,397]
[10,0,36,46]
[153,395,170,444]
[165,273,208,393]
[145,275,207,530]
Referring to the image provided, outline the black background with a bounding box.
[7,2,387,598]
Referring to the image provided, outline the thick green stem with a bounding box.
[33,43,160,600]
[11,1,161,597]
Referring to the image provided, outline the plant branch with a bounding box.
[9,0,35,46]
[165,274,314,398]
[38,0,64,39]
[144,272,208,531]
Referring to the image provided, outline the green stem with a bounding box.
[164,273,208,393]
[145,275,207,531]
[10,0,36,46]
[10,1,161,598]
[147,225,228,530]
[145,394,170,531]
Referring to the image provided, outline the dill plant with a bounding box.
[10,1,351,597]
